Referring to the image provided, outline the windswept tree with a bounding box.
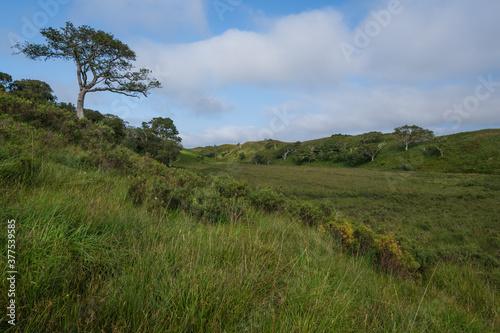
[361,131,382,144]
[359,142,386,162]
[394,125,434,151]
[14,22,161,119]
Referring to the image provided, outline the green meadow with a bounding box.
[1,94,499,332]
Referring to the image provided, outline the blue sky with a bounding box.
[1,0,499,147]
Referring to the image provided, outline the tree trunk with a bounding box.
[76,89,86,119]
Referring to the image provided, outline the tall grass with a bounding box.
[0,96,498,331]
[1,158,498,331]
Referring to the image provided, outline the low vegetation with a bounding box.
[186,128,499,175]
[1,93,499,332]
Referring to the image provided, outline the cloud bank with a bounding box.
[75,0,500,146]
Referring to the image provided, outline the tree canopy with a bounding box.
[9,79,57,102]
[14,22,161,119]
[125,117,182,167]
[0,72,12,91]
[394,125,434,151]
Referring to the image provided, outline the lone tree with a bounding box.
[14,22,161,119]
[394,125,434,151]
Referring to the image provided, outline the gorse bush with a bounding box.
[320,219,421,277]
[374,233,421,277]
[324,218,355,250]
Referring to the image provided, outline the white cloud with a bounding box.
[63,0,500,145]
[135,8,352,114]
[181,125,262,148]
[352,0,500,81]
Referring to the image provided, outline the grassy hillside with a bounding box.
[181,129,500,175]
[1,94,499,331]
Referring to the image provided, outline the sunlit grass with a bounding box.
[1,159,498,331]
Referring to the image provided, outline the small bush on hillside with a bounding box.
[321,220,421,278]
[374,233,420,277]
[213,174,248,198]
[189,186,247,224]
[325,218,355,250]
[353,224,378,254]
[287,200,322,226]
[249,187,286,212]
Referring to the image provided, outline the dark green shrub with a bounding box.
[249,187,286,212]
[287,200,322,226]
[189,187,235,223]
[213,174,248,198]
[61,119,83,142]
[398,163,414,171]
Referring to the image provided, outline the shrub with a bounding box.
[374,233,420,277]
[93,145,134,171]
[353,224,378,254]
[325,218,355,250]
[249,187,285,212]
[189,186,238,223]
[287,200,322,226]
[213,174,248,199]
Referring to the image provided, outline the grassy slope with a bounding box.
[187,164,500,264]
[1,150,498,332]
[0,97,499,331]
[180,129,500,175]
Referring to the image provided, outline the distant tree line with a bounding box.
[250,126,435,166]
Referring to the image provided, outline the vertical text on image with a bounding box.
[6,219,17,326]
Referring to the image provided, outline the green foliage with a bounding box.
[251,151,273,165]
[124,117,182,167]
[374,233,421,277]
[186,128,498,175]
[1,95,499,332]
[394,125,434,151]
[14,21,161,118]
[9,79,57,102]
[323,219,420,277]
[292,145,318,164]
[287,200,322,226]
[213,174,248,198]
[361,131,383,144]
[0,94,72,131]
[189,186,248,224]
[0,71,12,91]
[324,218,355,250]
[249,187,286,212]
